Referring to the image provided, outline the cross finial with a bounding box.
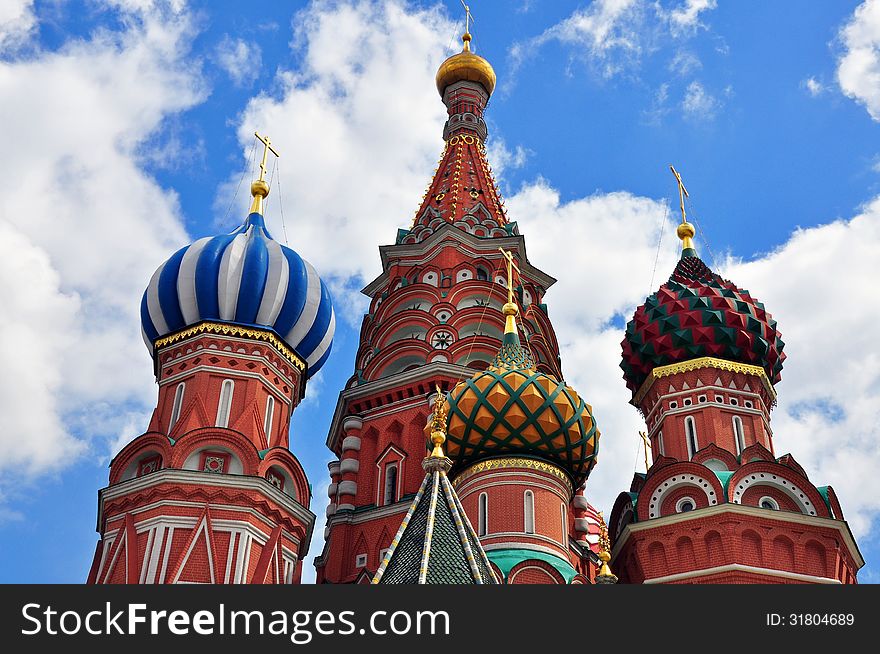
[669,164,697,254]
[498,247,521,335]
[249,131,280,215]
[460,0,475,51]
[669,164,689,224]
[638,430,652,471]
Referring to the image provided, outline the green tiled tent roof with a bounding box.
[373,457,497,585]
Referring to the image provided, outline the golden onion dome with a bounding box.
[436,33,496,97]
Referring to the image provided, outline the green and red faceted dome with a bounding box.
[620,235,786,396]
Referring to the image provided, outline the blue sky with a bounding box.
[1,0,878,583]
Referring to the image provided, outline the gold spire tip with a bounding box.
[428,385,448,458]
[249,132,279,215]
[499,247,521,335]
[596,512,618,582]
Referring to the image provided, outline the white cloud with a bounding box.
[722,201,880,538]
[681,79,719,119]
[668,0,717,36]
[0,1,204,498]
[668,49,702,76]
[0,0,35,52]
[837,0,880,121]
[803,76,824,96]
[509,0,718,79]
[228,0,456,293]
[215,35,261,87]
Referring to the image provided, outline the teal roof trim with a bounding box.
[258,448,269,460]
[487,548,578,583]
[712,470,734,493]
[817,486,833,514]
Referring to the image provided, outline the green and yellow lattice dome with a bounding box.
[444,303,599,487]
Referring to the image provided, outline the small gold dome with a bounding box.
[676,221,695,240]
[436,33,496,97]
[251,179,270,198]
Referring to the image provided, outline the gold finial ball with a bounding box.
[677,221,695,241]
[502,302,519,317]
[599,550,611,563]
[462,32,472,44]
[251,179,270,198]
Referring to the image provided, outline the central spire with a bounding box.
[400,28,510,245]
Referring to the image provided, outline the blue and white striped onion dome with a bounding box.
[140,212,335,378]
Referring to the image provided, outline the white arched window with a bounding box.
[733,416,746,455]
[478,493,488,536]
[524,490,535,534]
[264,396,275,440]
[685,416,698,460]
[170,382,185,429]
[383,464,398,505]
[216,379,234,428]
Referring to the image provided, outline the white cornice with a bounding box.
[362,226,556,295]
[643,564,841,584]
[326,500,411,526]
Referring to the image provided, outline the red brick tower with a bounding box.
[88,136,335,584]
[315,34,601,584]
[609,187,864,584]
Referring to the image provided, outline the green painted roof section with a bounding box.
[487,548,578,583]
[375,468,497,585]
[712,470,734,493]
[681,246,698,259]
[258,448,269,460]
[817,486,833,514]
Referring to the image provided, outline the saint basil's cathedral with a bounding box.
[87,29,863,585]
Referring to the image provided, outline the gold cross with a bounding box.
[669,165,689,224]
[460,0,475,34]
[498,246,520,306]
[255,132,280,184]
[638,431,652,470]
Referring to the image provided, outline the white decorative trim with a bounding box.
[643,563,841,585]
[675,496,697,514]
[336,503,355,512]
[574,518,590,533]
[339,458,360,474]
[341,436,362,452]
[325,499,410,526]
[509,565,561,584]
[572,495,589,510]
[337,480,357,496]
[342,416,363,432]
[648,474,717,518]
[759,495,780,511]
[732,473,816,516]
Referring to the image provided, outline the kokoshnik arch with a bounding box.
[89,25,863,586]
